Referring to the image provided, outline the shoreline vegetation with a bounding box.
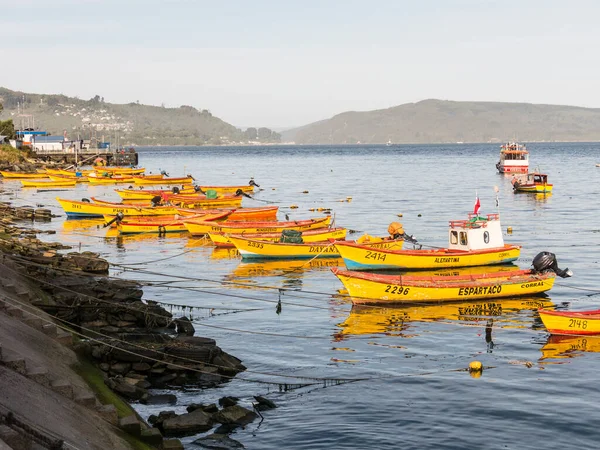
[0,149,272,449]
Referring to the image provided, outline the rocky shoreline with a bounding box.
[0,195,274,449]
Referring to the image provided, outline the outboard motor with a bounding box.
[235,188,253,198]
[151,195,163,207]
[249,179,260,188]
[103,212,124,228]
[160,170,169,177]
[194,185,205,194]
[81,198,91,203]
[532,251,573,278]
[171,186,180,194]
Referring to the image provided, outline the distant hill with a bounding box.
[0,87,280,146]
[281,99,600,144]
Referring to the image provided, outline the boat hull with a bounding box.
[229,236,404,260]
[21,179,77,188]
[538,309,600,335]
[133,176,194,185]
[334,242,521,270]
[514,184,553,193]
[332,268,555,304]
[57,197,181,217]
[0,171,49,179]
[208,227,347,247]
[115,185,254,199]
[184,217,331,236]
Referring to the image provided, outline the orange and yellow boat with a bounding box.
[331,267,557,305]
[0,171,49,179]
[208,226,347,248]
[183,216,331,236]
[116,211,231,234]
[48,174,89,183]
[538,308,600,336]
[133,175,194,186]
[21,179,77,188]
[228,234,405,260]
[115,183,255,200]
[94,166,146,175]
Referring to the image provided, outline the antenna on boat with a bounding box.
[494,185,500,216]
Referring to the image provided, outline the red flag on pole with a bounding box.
[473,194,481,215]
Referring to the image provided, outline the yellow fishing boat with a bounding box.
[0,171,49,179]
[332,267,558,305]
[56,197,182,218]
[21,179,77,188]
[538,308,600,336]
[208,227,347,248]
[46,168,94,176]
[183,216,331,236]
[115,183,256,200]
[133,175,194,186]
[336,297,554,338]
[228,234,405,260]
[95,166,146,175]
[48,174,89,183]
[540,335,600,360]
[116,211,230,234]
[88,176,135,185]
[334,213,520,270]
[170,195,244,209]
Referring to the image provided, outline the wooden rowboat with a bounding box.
[538,309,600,336]
[208,226,347,247]
[0,171,49,179]
[228,235,405,260]
[133,176,194,186]
[183,216,331,236]
[331,267,556,305]
[21,179,77,188]
[334,213,520,270]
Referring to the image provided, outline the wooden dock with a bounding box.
[31,149,139,166]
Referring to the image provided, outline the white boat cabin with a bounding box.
[448,214,505,251]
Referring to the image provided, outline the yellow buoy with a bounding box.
[469,361,483,378]
[309,208,315,211]
[397,213,403,218]
[346,196,352,201]
[290,205,298,209]
[303,190,309,194]
[507,226,513,234]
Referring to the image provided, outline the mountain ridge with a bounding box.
[0,87,281,146]
[281,99,600,144]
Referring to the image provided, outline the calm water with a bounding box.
[4,143,600,449]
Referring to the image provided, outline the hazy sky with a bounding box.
[2,0,600,129]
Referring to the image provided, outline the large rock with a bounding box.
[105,377,146,400]
[161,409,213,437]
[192,433,245,449]
[213,405,257,427]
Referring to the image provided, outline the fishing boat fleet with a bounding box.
[0,153,588,343]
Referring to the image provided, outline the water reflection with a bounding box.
[334,296,554,340]
[231,257,344,278]
[539,334,600,360]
